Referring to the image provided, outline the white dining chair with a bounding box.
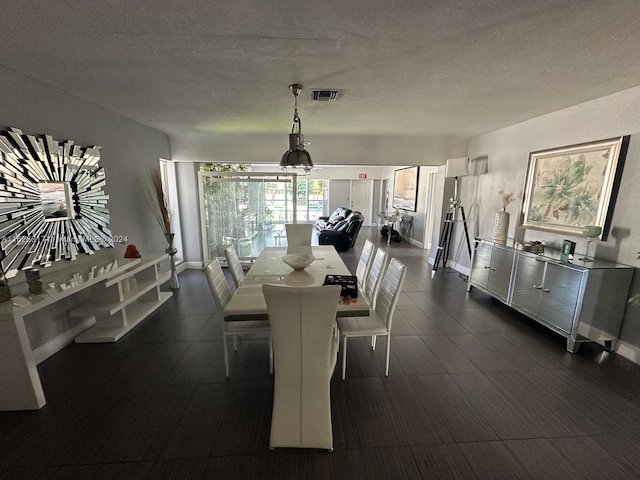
[285,223,313,246]
[223,244,244,288]
[263,284,341,451]
[204,258,272,377]
[337,257,407,379]
[355,239,376,294]
[363,247,388,310]
[362,248,389,349]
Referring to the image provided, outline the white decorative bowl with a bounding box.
[281,253,315,271]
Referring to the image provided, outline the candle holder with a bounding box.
[579,225,602,262]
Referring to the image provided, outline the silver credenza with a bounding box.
[467,238,633,353]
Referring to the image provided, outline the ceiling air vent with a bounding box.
[310,89,341,101]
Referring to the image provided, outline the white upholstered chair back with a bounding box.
[204,258,232,314]
[262,284,342,451]
[375,257,407,331]
[284,223,313,246]
[355,239,376,293]
[223,244,244,288]
[205,258,272,377]
[363,248,389,310]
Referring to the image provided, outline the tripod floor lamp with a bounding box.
[431,157,472,278]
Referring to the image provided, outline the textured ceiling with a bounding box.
[2,0,640,165]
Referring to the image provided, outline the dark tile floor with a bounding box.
[2,227,640,479]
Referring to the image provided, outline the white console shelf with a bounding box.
[73,253,172,343]
[0,252,172,410]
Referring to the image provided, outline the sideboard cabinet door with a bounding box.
[468,240,515,302]
[469,241,492,290]
[486,245,515,302]
[536,262,584,335]
[511,254,545,317]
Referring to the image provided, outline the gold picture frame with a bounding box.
[520,136,629,240]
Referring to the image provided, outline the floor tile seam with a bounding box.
[446,339,571,372]
[431,334,486,372]
[74,381,223,389]
[0,458,156,469]
[505,433,640,473]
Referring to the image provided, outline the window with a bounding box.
[295,179,327,222]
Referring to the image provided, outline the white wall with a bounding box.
[0,67,172,255]
[0,66,171,352]
[328,180,351,214]
[171,133,468,167]
[247,164,389,180]
[452,85,640,353]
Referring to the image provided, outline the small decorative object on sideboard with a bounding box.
[25,269,44,295]
[516,240,545,255]
[0,264,11,303]
[491,191,515,245]
[560,239,576,263]
[124,244,141,258]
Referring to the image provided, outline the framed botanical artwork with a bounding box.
[520,136,629,240]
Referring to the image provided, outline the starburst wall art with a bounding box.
[0,127,113,278]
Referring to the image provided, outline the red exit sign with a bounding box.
[358,173,367,179]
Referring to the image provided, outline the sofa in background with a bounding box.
[315,207,352,231]
[318,211,364,252]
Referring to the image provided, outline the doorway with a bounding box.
[349,180,374,226]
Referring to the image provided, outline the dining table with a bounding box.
[223,245,370,321]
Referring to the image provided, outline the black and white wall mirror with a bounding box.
[0,127,113,278]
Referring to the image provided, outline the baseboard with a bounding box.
[183,261,203,270]
[427,255,470,277]
[176,262,188,274]
[407,238,424,248]
[450,261,470,277]
[33,316,96,365]
[615,340,640,366]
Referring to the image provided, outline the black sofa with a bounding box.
[318,211,364,252]
[315,207,352,231]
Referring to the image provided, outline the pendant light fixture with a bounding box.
[280,83,313,173]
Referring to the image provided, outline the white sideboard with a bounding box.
[468,239,633,353]
[0,253,172,410]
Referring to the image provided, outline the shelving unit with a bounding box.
[1,253,174,410]
[73,253,172,343]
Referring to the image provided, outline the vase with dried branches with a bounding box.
[139,165,180,289]
[492,191,516,245]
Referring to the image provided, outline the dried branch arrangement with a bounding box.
[138,165,171,234]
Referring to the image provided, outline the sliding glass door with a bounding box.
[198,171,298,264]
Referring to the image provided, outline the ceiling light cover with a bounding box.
[280,84,313,174]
